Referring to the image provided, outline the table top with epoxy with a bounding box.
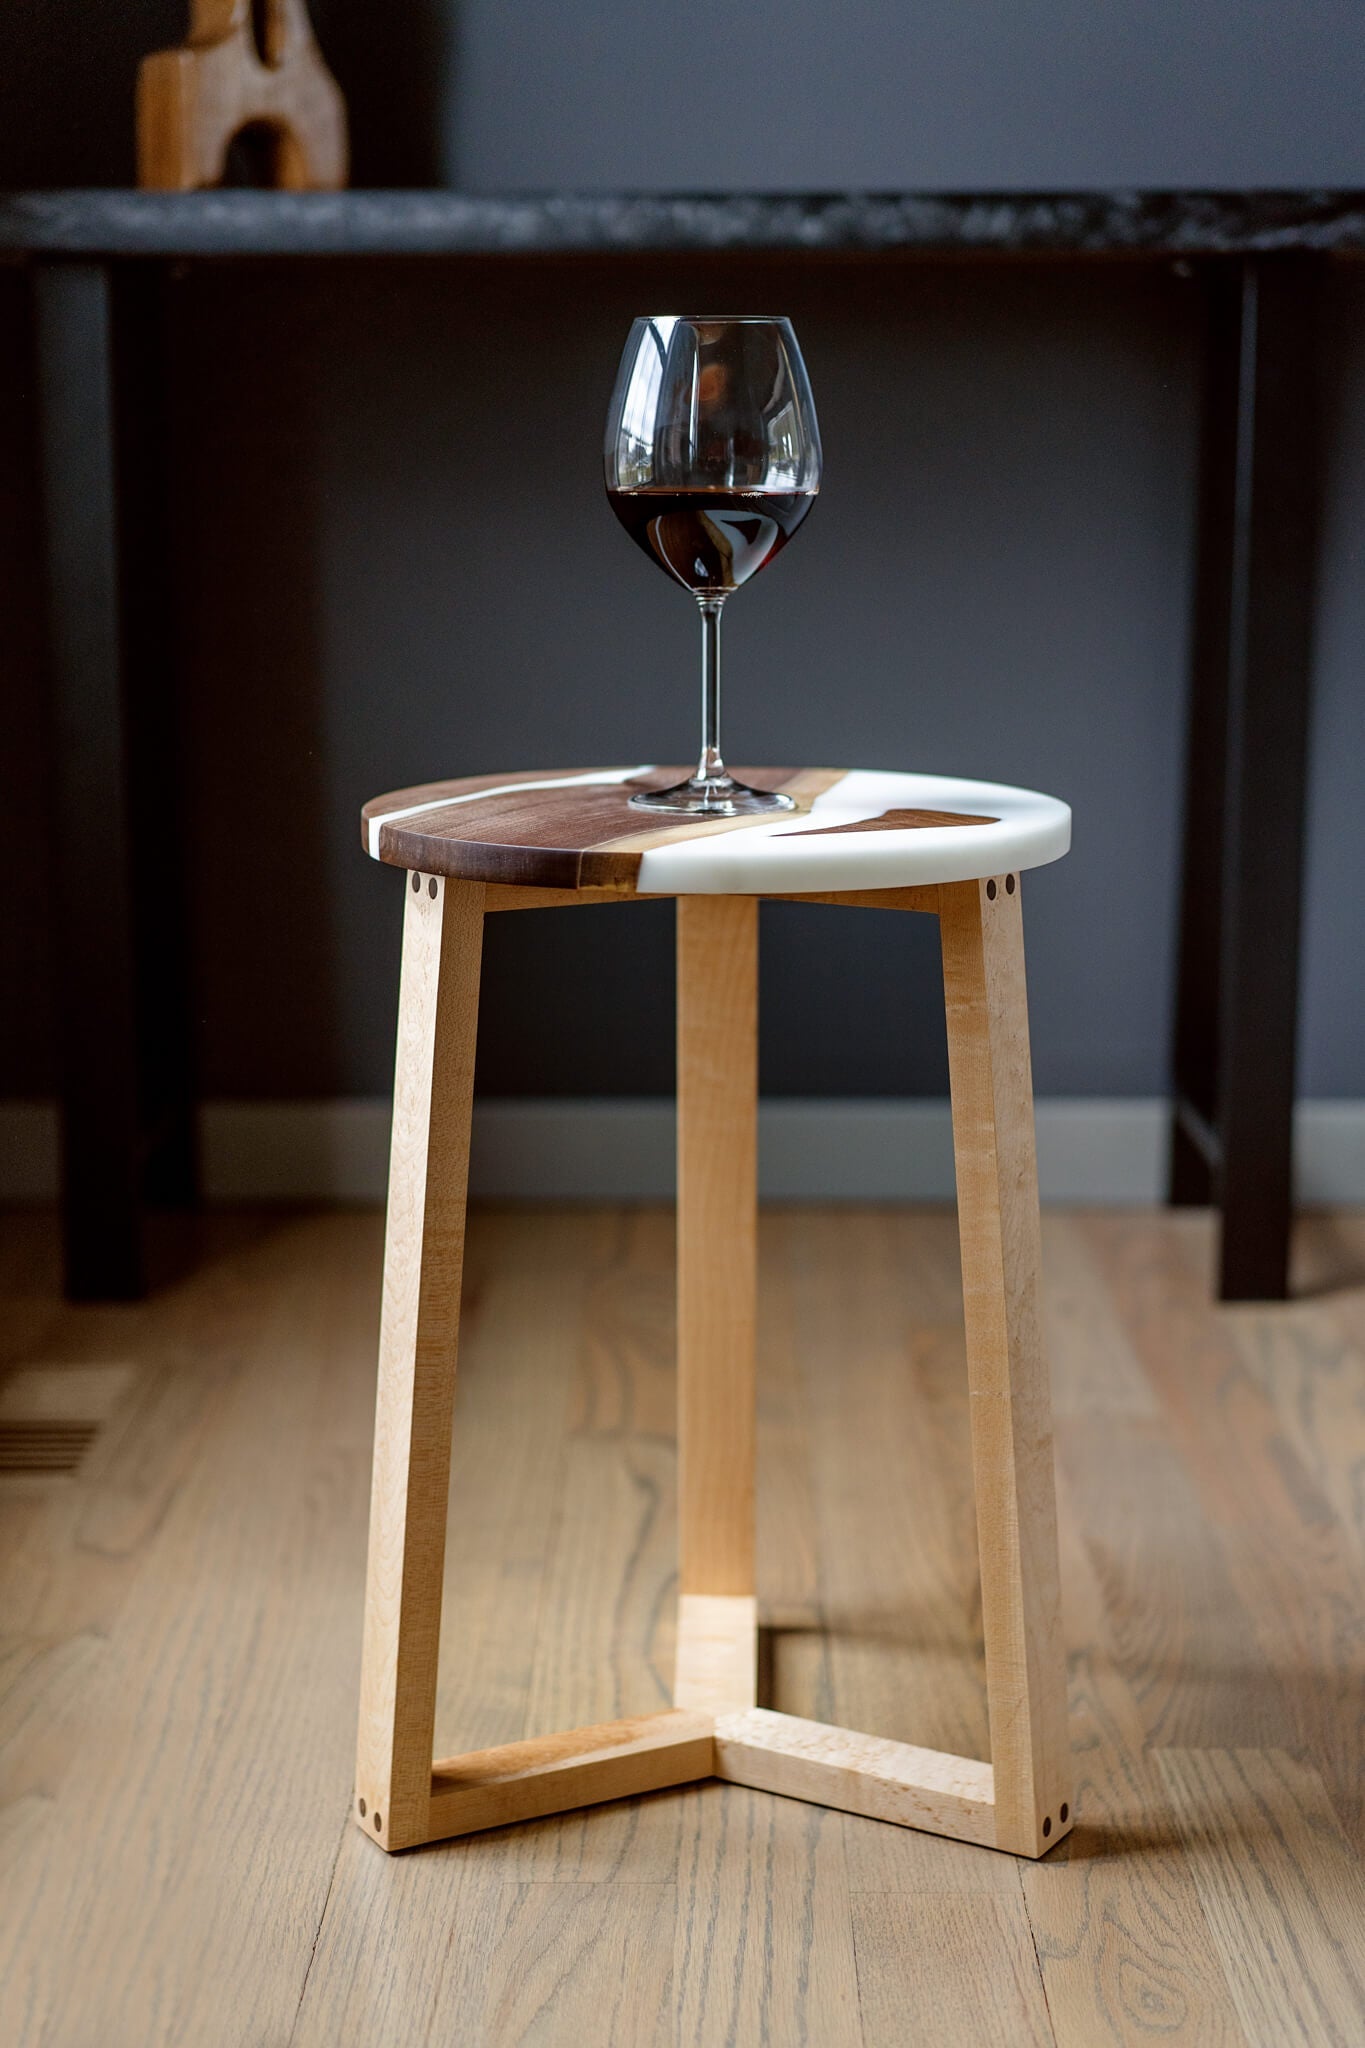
[361,767,1071,896]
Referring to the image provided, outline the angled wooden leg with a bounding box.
[940,875,1071,1856]
[710,882,1068,1856]
[350,875,1067,1857]
[355,874,484,1851]
[674,896,759,1712]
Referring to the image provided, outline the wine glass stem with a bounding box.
[697,596,726,785]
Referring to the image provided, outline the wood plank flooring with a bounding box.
[3,1204,1365,2046]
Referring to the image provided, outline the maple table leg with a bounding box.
[674,896,759,1714]
[354,875,483,1851]
[939,875,1071,1856]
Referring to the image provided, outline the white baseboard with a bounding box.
[462,1097,1170,1203]
[3,1096,1364,1205]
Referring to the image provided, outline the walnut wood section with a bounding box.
[354,876,483,1852]
[137,0,347,191]
[676,896,757,1598]
[362,767,836,890]
[425,1711,714,1843]
[939,877,1071,1857]
[789,808,998,837]
[714,1710,998,1848]
[674,1594,759,1713]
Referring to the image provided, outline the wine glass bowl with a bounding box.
[604,316,821,815]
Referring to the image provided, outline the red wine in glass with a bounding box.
[604,317,822,815]
[606,486,816,599]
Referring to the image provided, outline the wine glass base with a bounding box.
[628,776,797,818]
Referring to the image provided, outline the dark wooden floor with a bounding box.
[2,1205,1364,2045]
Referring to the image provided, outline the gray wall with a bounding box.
[2,5,1363,1109]
[454,1,1365,192]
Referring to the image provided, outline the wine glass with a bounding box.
[604,316,822,814]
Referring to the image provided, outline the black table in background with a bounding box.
[3,188,1349,1301]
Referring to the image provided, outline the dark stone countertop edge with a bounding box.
[3,188,1365,258]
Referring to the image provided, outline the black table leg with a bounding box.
[1170,254,1321,1301]
[32,259,197,1300]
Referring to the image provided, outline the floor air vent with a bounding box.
[0,1364,131,1476]
[0,1419,101,1473]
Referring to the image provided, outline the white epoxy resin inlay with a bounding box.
[637,770,1071,894]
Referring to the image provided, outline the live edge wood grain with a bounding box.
[362,767,820,889]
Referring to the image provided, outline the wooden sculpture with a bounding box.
[137,0,347,190]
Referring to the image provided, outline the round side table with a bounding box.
[353,765,1074,1859]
